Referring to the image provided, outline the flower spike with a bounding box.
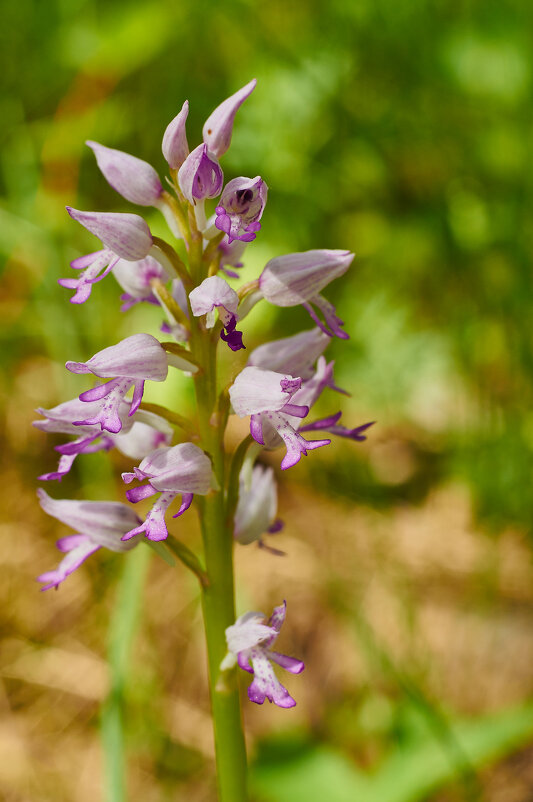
[86,141,163,206]
[203,79,257,158]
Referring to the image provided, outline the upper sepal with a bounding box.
[202,79,256,158]
[65,333,168,381]
[259,249,354,307]
[162,100,190,169]
[67,207,153,261]
[86,141,163,206]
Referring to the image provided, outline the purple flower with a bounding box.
[177,143,223,204]
[162,100,190,169]
[67,207,153,261]
[259,249,354,339]
[248,328,331,381]
[228,366,330,469]
[121,442,213,541]
[203,79,257,158]
[36,489,142,591]
[234,463,282,547]
[112,255,170,311]
[58,249,120,304]
[86,141,163,206]
[34,398,173,481]
[189,276,245,352]
[223,601,304,708]
[34,397,131,481]
[66,333,168,434]
[215,176,267,244]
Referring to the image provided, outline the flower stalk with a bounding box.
[189,285,248,801]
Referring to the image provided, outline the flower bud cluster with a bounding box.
[36,80,372,709]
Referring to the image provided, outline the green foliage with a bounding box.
[251,702,533,802]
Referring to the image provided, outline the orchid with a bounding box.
[121,443,213,541]
[60,208,156,303]
[259,249,354,338]
[215,176,267,244]
[66,333,169,433]
[37,489,142,591]
[36,80,371,801]
[34,398,173,481]
[189,275,245,351]
[223,601,304,708]
[229,366,331,469]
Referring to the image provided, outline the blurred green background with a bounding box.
[2,0,533,800]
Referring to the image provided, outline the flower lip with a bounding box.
[215,175,267,244]
[58,249,119,305]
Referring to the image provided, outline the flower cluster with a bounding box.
[36,80,371,709]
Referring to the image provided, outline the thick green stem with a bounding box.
[191,319,248,801]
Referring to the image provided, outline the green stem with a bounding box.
[101,546,151,802]
[191,317,248,801]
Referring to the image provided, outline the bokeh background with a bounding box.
[2,0,533,800]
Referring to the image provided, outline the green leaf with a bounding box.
[251,702,533,802]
